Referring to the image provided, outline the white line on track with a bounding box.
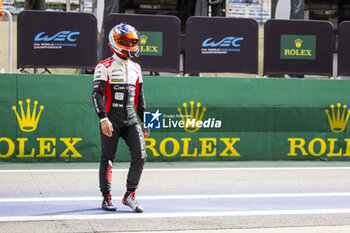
[2,192,350,202]
[2,208,350,222]
[2,166,350,173]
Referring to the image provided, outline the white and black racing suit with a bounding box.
[92,53,146,195]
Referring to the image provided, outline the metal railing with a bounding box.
[0,8,12,73]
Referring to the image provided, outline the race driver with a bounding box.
[92,23,149,213]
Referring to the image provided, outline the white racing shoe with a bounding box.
[122,191,144,213]
[102,194,117,211]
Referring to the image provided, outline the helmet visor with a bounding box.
[119,39,139,47]
[112,32,139,51]
[119,32,139,41]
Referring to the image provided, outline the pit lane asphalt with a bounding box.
[1,161,350,233]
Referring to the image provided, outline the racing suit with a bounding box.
[92,53,146,195]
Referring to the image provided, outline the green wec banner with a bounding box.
[1,74,350,162]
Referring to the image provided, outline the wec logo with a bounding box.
[34,31,80,42]
[202,37,244,47]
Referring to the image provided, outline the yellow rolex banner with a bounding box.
[2,74,350,162]
[139,31,163,56]
[0,74,100,161]
[280,35,316,60]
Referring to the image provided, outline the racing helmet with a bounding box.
[108,23,140,58]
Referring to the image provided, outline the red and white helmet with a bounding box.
[108,23,140,58]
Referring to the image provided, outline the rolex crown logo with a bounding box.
[325,103,350,133]
[177,101,206,133]
[12,98,44,132]
[294,39,303,48]
[140,35,148,45]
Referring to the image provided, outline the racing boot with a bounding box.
[122,191,143,213]
[102,194,117,211]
